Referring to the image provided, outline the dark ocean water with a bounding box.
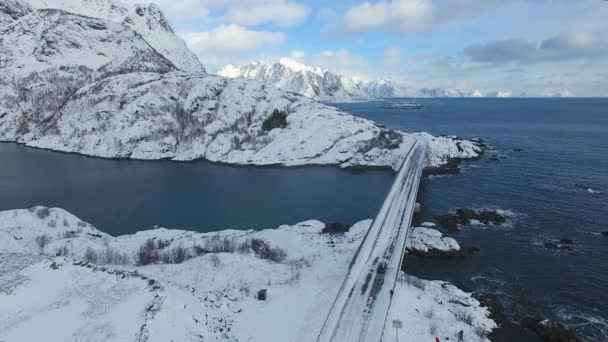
[0,143,393,236]
[335,98,608,341]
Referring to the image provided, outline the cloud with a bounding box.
[339,0,505,35]
[226,0,310,27]
[287,48,367,74]
[180,25,285,65]
[147,0,310,26]
[383,47,404,65]
[148,0,210,19]
[464,32,608,64]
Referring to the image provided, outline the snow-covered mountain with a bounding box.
[22,0,204,73]
[220,59,514,101]
[0,1,482,170]
[220,58,363,102]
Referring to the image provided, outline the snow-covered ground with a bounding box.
[407,223,461,256]
[0,207,496,342]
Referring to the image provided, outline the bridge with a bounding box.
[316,140,427,342]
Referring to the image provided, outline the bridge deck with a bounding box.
[316,140,427,342]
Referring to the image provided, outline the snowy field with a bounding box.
[0,207,496,341]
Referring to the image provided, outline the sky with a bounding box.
[152,0,608,96]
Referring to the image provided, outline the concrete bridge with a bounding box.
[316,140,427,342]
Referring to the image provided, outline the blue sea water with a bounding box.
[0,144,393,236]
[335,98,608,341]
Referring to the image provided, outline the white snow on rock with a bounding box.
[22,0,204,72]
[407,225,461,254]
[0,207,496,342]
[385,273,496,342]
[220,58,513,102]
[0,0,32,27]
[0,8,176,75]
[414,132,484,167]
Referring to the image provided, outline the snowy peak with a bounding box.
[22,0,205,72]
[0,8,176,74]
[219,59,367,102]
[0,0,32,27]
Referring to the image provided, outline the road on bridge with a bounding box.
[316,140,427,342]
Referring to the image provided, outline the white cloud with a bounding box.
[148,0,210,19]
[146,0,310,26]
[227,0,310,27]
[180,25,285,65]
[339,0,506,35]
[342,0,433,34]
[383,47,404,65]
[290,50,306,59]
[286,48,367,75]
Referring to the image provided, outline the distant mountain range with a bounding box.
[219,58,515,102]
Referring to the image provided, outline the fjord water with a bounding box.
[0,143,393,236]
[336,98,608,341]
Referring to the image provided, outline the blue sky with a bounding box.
[155,0,608,96]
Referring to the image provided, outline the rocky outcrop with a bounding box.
[521,318,579,342]
[406,224,479,258]
[322,223,351,235]
[544,238,575,252]
[435,209,508,232]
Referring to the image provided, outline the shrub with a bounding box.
[35,234,49,252]
[36,207,51,219]
[210,254,221,268]
[84,247,97,263]
[456,310,475,326]
[136,239,160,266]
[250,238,286,263]
[424,308,435,319]
[262,109,288,131]
[160,245,190,264]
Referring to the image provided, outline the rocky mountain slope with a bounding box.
[0,1,483,170]
[0,206,497,342]
[22,0,204,72]
[220,59,508,102]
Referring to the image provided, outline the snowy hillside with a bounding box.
[0,206,497,342]
[0,0,31,27]
[22,0,204,72]
[0,9,176,74]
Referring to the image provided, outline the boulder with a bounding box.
[257,289,267,301]
[521,317,579,342]
[322,223,351,235]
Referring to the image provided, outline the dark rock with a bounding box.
[456,208,477,224]
[602,231,608,237]
[257,289,267,301]
[544,241,574,252]
[521,317,579,342]
[474,294,541,342]
[477,210,507,225]
[513,148,526,152]
[559,238,574,245]
[463,246,480,255]
[435,209,507,231]
[322,222,351,234]
[423,159,461,177]
[436,214,460,232]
